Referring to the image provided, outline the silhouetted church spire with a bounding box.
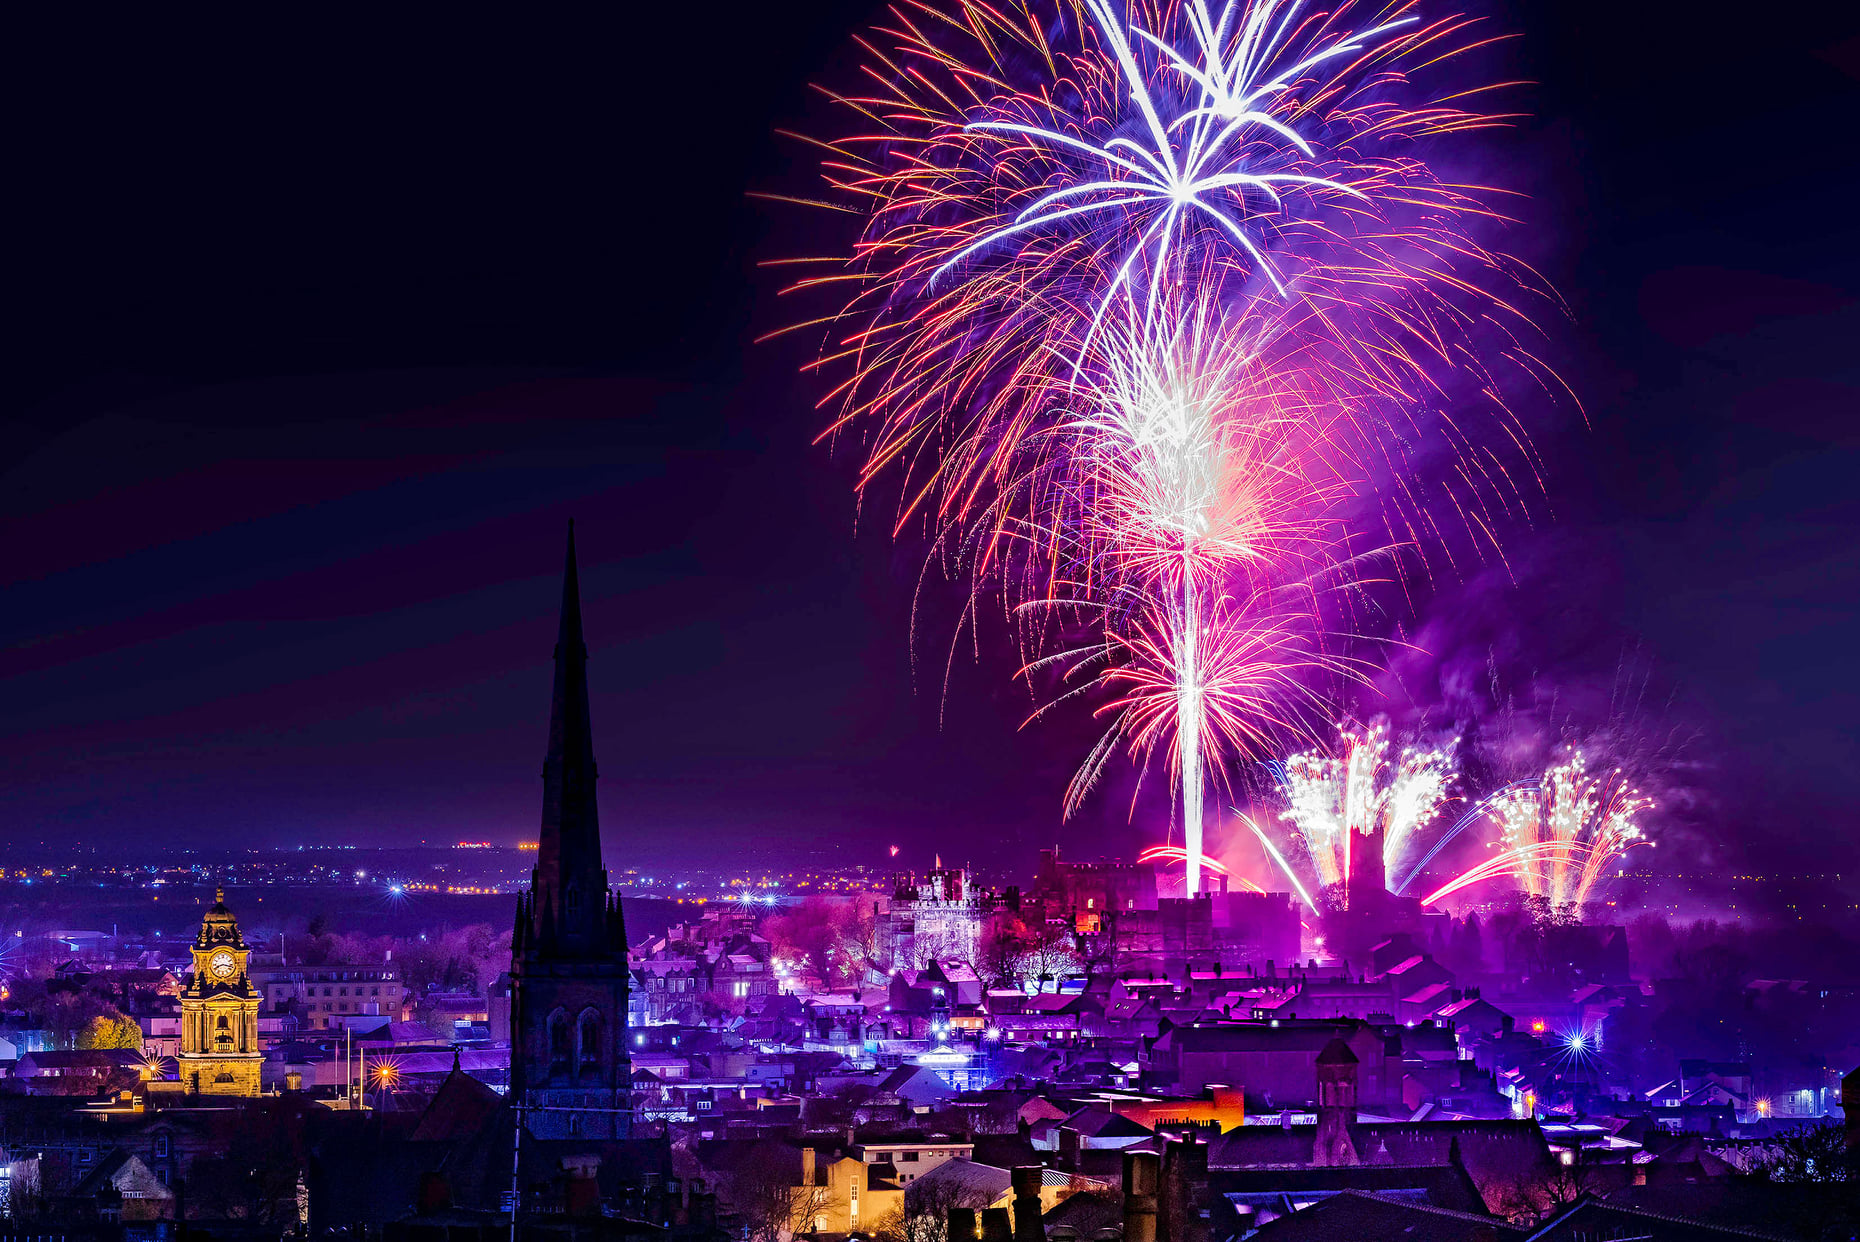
[528,522,618,954]
[511,524,632,1136]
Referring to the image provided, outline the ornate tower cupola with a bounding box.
[509,525,632,1138]
[176,888,263,1096]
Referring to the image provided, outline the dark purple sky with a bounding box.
[7,3,1858,881]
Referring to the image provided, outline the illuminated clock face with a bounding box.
[209,950,236,979]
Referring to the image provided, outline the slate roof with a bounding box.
[407,1061,506,1142]
[1209,1119,1555,1216]
[1041,1186,1123,1235]
[1526,1198,1800,1241]
[1249,1189,1527,1242]
[1061,1107,1155,1140]
[1210,1160,1486,1215]
[1603,1183,1854,1241]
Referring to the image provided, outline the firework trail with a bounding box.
[1268,717,1456,905]
[1135,844,1267,892]
[1038,587,1363,866]
[778,0,1554,881]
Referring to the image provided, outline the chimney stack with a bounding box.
[1011,1166,1045,1242]
[1121,1151,1159,1242]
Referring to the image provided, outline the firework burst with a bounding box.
[1269,717,1457,904]
[779,0,1556,875]
[1420,752,1652,910]
[1490,752,1651,908]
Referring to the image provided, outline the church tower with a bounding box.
[509,525,632,1137]
[1346,821,1386,912]
[176,889,263,1097]
[1312,1036,1360,1167]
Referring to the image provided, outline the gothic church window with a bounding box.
[577,1010,602,1079]
[548,1009,571,1077]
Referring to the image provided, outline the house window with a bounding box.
[155,1135,170,1158]
[902,1151,919,1162]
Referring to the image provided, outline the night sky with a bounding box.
[8,4,1858,884]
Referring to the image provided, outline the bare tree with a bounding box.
[835,903,886,985]
[728,1144,834,1242]
[977,917,1031,989]
[1488,1145,1605,1222]
[1019,921,1081,992]
[872,1173,994,1242]
[1748,1122,1857,1184]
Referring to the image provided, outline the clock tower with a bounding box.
[177,888,263,1097]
